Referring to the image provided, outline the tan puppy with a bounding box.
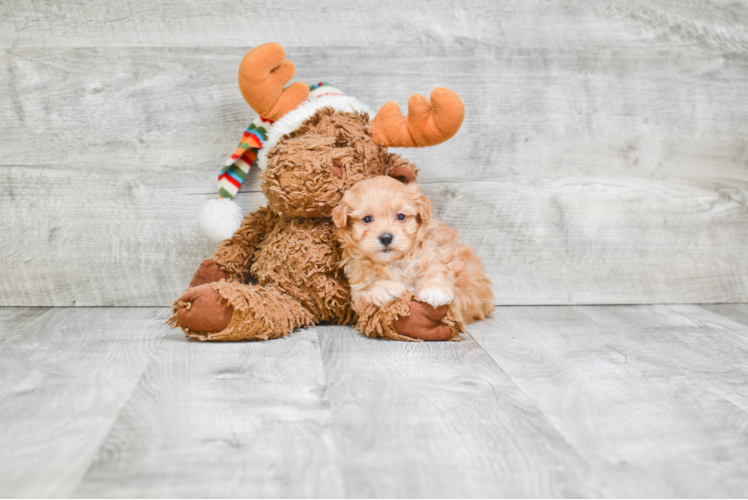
[332,176,494,324]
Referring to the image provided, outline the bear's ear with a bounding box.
[388,165,416,184]
[332,200,350,228]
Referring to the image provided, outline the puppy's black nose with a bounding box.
[379,233,393,247]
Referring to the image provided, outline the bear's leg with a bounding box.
[354,291,465,342]
[168,281,314,341]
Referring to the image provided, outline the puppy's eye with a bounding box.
[396,213,406,221]
[362,216,373,224]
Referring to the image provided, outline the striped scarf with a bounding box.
[217,116,274,200]
[217,82,336,200]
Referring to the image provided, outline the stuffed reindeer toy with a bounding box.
[169,43,466,341]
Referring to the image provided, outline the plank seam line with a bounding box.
[310,325,349,498]
[67,313,169,497]
[465,329,593,470]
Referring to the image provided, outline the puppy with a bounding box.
[332,176,494,324]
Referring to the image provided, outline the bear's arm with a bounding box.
[211,206,276,282]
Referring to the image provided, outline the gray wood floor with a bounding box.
[2,304,747,498]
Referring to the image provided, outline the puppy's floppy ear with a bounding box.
[407,184,432,222]
[332,199,350,228]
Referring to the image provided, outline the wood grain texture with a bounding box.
[1,1,747,306]
[316,325,594,498]
[2,0,747,50]
[3,305,748,496]
[0,307,166,498]
[2,165,745,306]
[469,305,748,497]
[0,164,248,306]
[74,326,343,498]
[584,304,748,412]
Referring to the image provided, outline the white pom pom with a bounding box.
[198,198,243,242]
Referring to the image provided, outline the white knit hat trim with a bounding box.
[256,93,371,171]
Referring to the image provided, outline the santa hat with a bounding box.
[198,82,371,242]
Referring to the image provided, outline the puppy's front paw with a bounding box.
[370,280,408,307]
[417,285,454,307]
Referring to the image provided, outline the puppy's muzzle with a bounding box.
[378,233,394,248]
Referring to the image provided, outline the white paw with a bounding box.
[370,281,407,307]
[417,285,454,307]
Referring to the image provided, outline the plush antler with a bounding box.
[237,43,309,121]
[369,88,465,147]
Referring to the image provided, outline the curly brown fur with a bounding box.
[250,217,355,323]
[213,206,276,282]
[260,107,417,218]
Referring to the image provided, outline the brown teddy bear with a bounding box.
[168,43,466,342]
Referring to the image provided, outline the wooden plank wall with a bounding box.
[1,0,746,306]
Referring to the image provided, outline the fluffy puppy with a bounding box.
[332,176,494,324]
